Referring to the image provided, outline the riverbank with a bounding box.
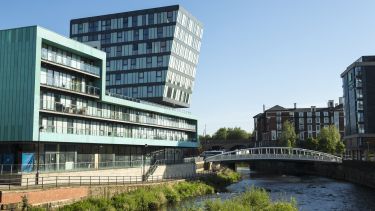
[21,168,239,210]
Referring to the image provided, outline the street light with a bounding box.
[36,125,44,185]
[142,144,148,181]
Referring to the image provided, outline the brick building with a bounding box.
[253,100,345,147]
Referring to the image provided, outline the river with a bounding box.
[170,168,375,211]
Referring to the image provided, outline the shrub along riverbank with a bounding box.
[192,187,298,211]
[56,168,239,211]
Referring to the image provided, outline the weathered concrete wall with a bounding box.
[249,160,375,189]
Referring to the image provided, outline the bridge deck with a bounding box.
[204,147,342,163]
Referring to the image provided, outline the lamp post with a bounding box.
[142,144,148,181]
[36,125,44,185]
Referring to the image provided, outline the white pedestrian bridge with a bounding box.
[204,147,342,163]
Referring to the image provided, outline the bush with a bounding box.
[203,187,297,211]
[200,168,241,191]
[61,181,215,211]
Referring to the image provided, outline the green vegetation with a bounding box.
[302,125,345,155]
[59,181,214,211]
[185,187,297,211]
[201,168,241,191]
[199,127,251,141]
[280,121,297,147]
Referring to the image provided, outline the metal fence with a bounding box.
[0,171,214,191]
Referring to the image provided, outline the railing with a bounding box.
[40,99,196,132]
[0,160,146,175]
[41,48,100,76]
[0,171,215,190]
[106,91,192,115]
[41,76,100,97]
[205,147,343,163]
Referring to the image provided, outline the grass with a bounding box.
[184,187,298,211]
[58,181,214,211]
[200,168,241,191]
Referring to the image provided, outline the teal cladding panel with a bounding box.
[0,26,37,141]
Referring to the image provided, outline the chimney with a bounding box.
[328,100,334,108]
[263,104,266,112]
[294,103,297,109]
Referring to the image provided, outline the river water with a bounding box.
[170,168,375,211]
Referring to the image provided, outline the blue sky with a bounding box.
[1,1,375,134]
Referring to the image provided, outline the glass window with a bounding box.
[143,29,149,40]
[157,27,163,38]
[123,17,128,28]
[357,112,364,122]
[167,11,173,22]
[132,16,137,27]
[148,13,154,25]
[357,100,364,110]
[358,124,365,134]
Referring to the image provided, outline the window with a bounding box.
[133,44,138,55]
[123,17,128,28]
[134,30,139,41]
[299,124,304,130]
[316,125,320,133]
[299,132,304,140]
[308,132,312,138]
[132,16,137,27]
[122,59,128,68]
[88,35,98,41]
[357,112,364,122]
[358,124,365,134]
[146,42,152,53]
[117,32,123,42]
[308,125,312,131]
[143,29,149,40]
[157,27,163,38]
[131,58,136,68]
[89,21,98,32]
[147,86,153,93]
[324,117,329,124]
[167,11,173,22]
[116,46,122,57]
[299,112,304,117]
[78,24,83,33]
[357,100,364,110]
[142,15,147,26]
[157,56,163,67]
[160,41,166,52]
[315,112,320,117]
[146,57,152,68]
[307,118,312,124]
[276,116,281,123]
[299,118,304,125]
[116,74,121,81]
[316,117,320,124]
[148,13,154,25]
[356,89,363,99]
[324,112,329,117]
[307,112,312,117]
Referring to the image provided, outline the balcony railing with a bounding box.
[40,125,195,143]
[41,76,100,97]
[40,100,196,131]
[41,48,100,76]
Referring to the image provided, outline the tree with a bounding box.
[280,121,297,147]
[305,137,319,151]
[336,141,346,155]
[227,127,250,140]
[199,134,212,141]
[317,125,341,154]
[212,128,228,140]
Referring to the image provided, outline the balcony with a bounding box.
[41,76,100,98]
[40,125,196,143]
[41,48,100,77]
[39,100,196,132]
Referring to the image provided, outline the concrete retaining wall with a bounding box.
[249,160,375,189]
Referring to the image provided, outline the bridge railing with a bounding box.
[204,147,342,163]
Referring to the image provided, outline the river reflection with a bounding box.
[170,168,375,211]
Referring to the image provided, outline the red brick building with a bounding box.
[253,100,345,147]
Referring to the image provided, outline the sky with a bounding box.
[1,0,375,135]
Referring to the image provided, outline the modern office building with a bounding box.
[253,100,344,147]
[341,56,375,161]
[70,5,203,108]
[0,26,198,173]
